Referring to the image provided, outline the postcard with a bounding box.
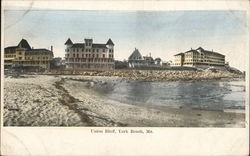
[1,0,249,155]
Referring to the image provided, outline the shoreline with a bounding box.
[3,75,246,127]
[8,69,244,82]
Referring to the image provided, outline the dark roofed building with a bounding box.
[128,48,158,68]
[4,39,54,69]
[128,48,143,60]
[65,37,114,70]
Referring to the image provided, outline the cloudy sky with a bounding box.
[4,9,248,70]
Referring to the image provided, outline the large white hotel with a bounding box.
[174,47,225,68]
[64,37,114,70]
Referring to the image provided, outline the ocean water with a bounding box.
[94,80,245,111]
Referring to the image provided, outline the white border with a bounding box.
[1,0,249,155]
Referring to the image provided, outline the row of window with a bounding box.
[15,61,50,64]
[5,55,16,58]
[25,56,50,60]
[66,48,112,53]
[66,53,114,58]
[68,64,113,68]
[184,59,224,63]
[66,58,114,63]
[5,55,51,60]
[184,55,224,59]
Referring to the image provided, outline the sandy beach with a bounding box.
[3,73,245,127]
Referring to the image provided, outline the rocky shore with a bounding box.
[3,74,245,127]
[23,69,243,82]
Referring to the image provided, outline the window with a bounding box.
[103,54,105,58]
[109,49,111,52]
[97,49,99,52]
[77,49,79,52]
[77,54,79,58]
[103,49,105,52]
[96,54,99,58]
[73,49,75,52]
[93,49,95,52]
[92,54,95,57]
[73,54,75,57]
[82,48,84,52]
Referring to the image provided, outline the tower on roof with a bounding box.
[106,38,114,46]
[65,38,73,45]
[18,39,31,50]
[65,38,73,49]
[84,38,93,48]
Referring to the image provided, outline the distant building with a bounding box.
[154,58,162,65]
[64,38,114,70]
[162,60,172,67]
[143,56,155,65]
[128,48,144,68]
[4,39,53,69]
[51,57,66,69]
[128,48,157,68]
[174,47,225,68]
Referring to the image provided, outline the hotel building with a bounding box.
[64,38,114,70]
[4,39,54,69]
[174,47,225,68]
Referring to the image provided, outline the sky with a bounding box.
[3,9,248,71]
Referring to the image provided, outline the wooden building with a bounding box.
[174,47,225,68]
[4,39,53,69]
[64,38,114,70]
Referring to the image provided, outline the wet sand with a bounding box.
[3,75,245,127]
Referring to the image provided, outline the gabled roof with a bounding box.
[71,43,84,48]
[26,49,53,56]
[65,38,73,45]
[92,44,108,49]
[196,47,204,51]
[128,48,143,60]
[195,47,224,56]
[186,49,200,53]
[174,52,184,56]
[18,39,31,50]
[106,38,114,45]
[5,46,18,50]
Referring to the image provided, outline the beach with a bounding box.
[3,71,245,127]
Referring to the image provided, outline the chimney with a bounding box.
[149,53,151,57]
[51,46,53,52]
